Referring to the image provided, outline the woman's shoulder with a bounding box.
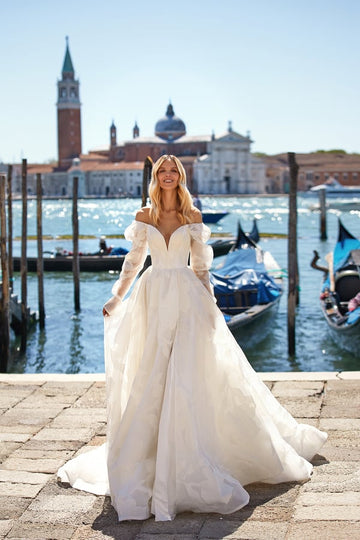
[135,207,151,224]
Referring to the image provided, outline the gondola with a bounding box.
[12,253,128,273]
[209,219,260,258]
[211,220,283,348]
[311,219,360,354]
[12,221,246,273]
[202,210,229,224]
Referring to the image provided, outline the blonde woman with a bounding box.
[58,155,327,522]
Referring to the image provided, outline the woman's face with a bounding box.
[157,159,180,191]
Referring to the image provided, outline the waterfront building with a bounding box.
[193,124,266,194]
[57,37,82,170]
[264,152,360,193]
[5,40,359,197]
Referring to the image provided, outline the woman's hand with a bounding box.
[102,296,121,317]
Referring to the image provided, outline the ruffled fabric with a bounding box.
[103,222,148,316]
[189,223,214,297]
[58,218,327,523]
[111,221,148,299]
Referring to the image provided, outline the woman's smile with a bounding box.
[157,159,180,189]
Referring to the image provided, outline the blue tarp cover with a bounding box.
[211,249,281,308]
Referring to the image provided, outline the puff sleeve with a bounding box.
[103,221,148,315]
[189,223,215,299]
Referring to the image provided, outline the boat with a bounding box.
[211,221,283,347]
[209,219,260,258]
[311,219,360,353]
[202,210,229,224]
[12,253,128,273]
[308,178,360,197]
[12,222,245,273]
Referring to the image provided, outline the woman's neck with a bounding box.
[161,191,178,212]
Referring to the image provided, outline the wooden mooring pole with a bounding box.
[36,173,45,328]
[319,188,327,240]
[287,152,299,357]
[142,156,153,207]
[20,159,27,353]
[0,174,10,372]
[72,176,80,311]
[7,165,13,291]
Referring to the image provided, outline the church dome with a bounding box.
[155,103,186,141]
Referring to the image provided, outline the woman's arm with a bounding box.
[189,222,215,299]
[103,216,148,316]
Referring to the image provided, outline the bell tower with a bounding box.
[57,37,82,169]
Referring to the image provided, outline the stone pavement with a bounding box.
[0,371,359,540]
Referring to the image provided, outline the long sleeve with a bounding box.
[103,221,148,315]
[189,223,215,298]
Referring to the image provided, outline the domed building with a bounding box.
[155,103,186,141]
[14,42,268,198]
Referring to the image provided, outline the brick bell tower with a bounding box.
[57,37,82,169]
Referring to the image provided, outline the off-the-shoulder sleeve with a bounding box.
[189,223,215,298]
[103,221,148,315]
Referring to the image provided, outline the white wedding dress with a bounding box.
[58,221,327,522]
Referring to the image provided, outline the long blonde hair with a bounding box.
[149,155,194,225]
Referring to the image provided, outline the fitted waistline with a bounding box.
[150,265,190,271]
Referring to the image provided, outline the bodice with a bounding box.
[146,224,191,269]
[106,220,214,308]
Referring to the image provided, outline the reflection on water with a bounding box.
[67,313,86,374]
[35,329,46,372]
[8,195,360,373]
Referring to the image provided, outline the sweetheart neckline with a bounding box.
[143,223,190,250]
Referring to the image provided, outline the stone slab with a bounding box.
[0,469,51,485]
[338,371,360,379]
[141,513,205,534]
[19,439,83,452]
[0,441,22,462]
[0,373,106,382]
[33,427,94,442]
[273,397,322,418]
[271,381,324,398]
[0,373,359,540]
[320,444,360,461]
[321,404,360,419]
[297,491,360,505]
[136,535,197,540]
[0,407,58,424]
[1,456,68,473]
[72,384,106,408]
[6,522,76,539]
[20,491,98,525]
[199,518,288,539]
[71,522,143,540]
[287,520,360,540]
[0,496,33,519]
[326,429,360,447]
[0,519,13,538]
[294,505,360,520]
[259,372,339,381]
[0,482,43,498]
[319,418,360,430]
[0,432,31,443]
[11,448,74,460]
[51,407,106,428]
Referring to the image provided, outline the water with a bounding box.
[8,195,360,373]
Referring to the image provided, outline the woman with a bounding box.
[58,154,327,522]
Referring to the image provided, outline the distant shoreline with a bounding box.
[10,193,295,201]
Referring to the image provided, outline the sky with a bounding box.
[1,0,359,164]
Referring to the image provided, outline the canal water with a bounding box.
[7,195,360,373]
